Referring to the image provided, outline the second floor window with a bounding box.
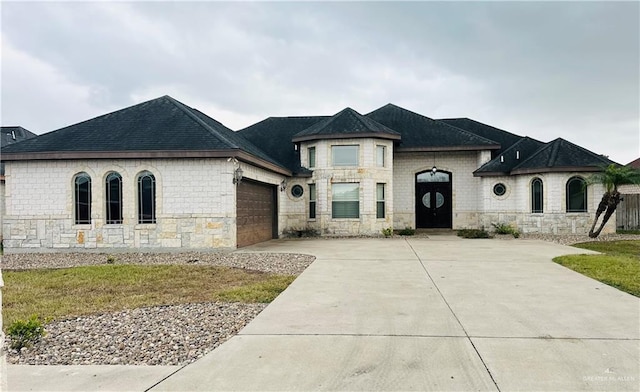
[376,145,385,167]
[332,145,358,166]
[308,147,316,168]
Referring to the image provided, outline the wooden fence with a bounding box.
[617,194,640,230]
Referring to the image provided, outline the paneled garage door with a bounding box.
[236,180,277,248]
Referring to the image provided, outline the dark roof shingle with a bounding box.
[292,107,400,142]
[367,104,499,151]
[511,138,614,174]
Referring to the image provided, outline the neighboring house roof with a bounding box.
[509,138,614,175]
[474,137,546,176]
[366,104,500,152]
[238,116,329,175]
[1,126,37,176]
[291,107,401,143]
[627,157,640,169]
[0,96,290,175]
[439,118,523,157]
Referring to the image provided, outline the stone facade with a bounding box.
[478,173,615,234]
[0,147,616,251]
[393,150,489,230]
[298,138,394,235]
[2,158,242,250]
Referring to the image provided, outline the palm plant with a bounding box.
[587,164,640,238]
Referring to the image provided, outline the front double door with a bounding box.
[415,170,452,229]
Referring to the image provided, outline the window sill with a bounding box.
[135,224,157,229]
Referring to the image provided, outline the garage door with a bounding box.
[236,180,277,247]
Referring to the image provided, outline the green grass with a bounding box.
[616,229,640,235]
[554,240,640,297]
[2,265,295,327]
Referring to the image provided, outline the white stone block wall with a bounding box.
[479,172,615,234]
[2,158,241,251]
[393,151,483,229]
[299,138,394,235]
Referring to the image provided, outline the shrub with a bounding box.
[283,227,320,238]
[491,223,520,238]
[106,254,116,264]
[457,229,493,239]
[398,227,415,236]
[381,227,393,237]
[7,315,46,350]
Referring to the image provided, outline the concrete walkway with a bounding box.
[7,237,640,391]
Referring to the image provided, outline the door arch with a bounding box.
[415,170,452,228]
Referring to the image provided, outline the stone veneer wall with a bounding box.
[478,172,615,234]
[392,150,489,230]
[298,138,394,235]
[2,158,246,251]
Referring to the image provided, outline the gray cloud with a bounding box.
[1,1,638,163]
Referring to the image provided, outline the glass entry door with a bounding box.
[415,171,452,228]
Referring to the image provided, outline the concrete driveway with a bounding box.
[8,237,639,391]
[152,237,639,391]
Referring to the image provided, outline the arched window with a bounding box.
[74,172,91,224]
[105,172,123,224]
[137,171,156,224]
[531,178,543,213]
[566,176,587,212]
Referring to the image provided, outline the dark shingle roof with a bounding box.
[366,104,499,151]
[439,118,522,157]
[474,137,545,176]
[1,96,289,174]
[292,107,400,142]
[510,138,614,175]
[1,126,37,148]
[238,116,328,175]
[1,126,37,176]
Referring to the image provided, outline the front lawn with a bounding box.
[2,264,295,327]
[553,240,640,297]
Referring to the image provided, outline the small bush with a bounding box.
[106,254,116,264]
[398,227,415,236]
[7,315,46,350]
[491,223,520,238]
[381,227,393,237]
[457,229,493,239]
[283,227,320,238]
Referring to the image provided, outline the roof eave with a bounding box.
[510,166,603,175]
[473,171,510,177]
[396,145,500,152]
[1,149,292,177]
[292,132,401,143]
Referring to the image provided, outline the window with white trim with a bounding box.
[376,183,385,219]
[332,183,359,218]
[566,176,587,212]
[376,145,385,167]
[309,184,316,219]
[332,145,359,166]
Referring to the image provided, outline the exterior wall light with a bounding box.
[233,167,243,184]
[431,166,437,175]
[280,179,287,192]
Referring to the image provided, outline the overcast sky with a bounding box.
[1,1,638,164]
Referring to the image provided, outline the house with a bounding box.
[0,96,615,251]
[1,126,37,242]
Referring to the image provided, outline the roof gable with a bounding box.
[627,157,640,169]
[511,138,614,174]
[367,104,499,151]
[292,107,400,142]
[474,137,545,176]
[1,96,289,174]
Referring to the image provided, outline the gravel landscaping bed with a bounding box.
[2,252,314,366]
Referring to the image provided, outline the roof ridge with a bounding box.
[164,96,240,150]
[439,117,524,140]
